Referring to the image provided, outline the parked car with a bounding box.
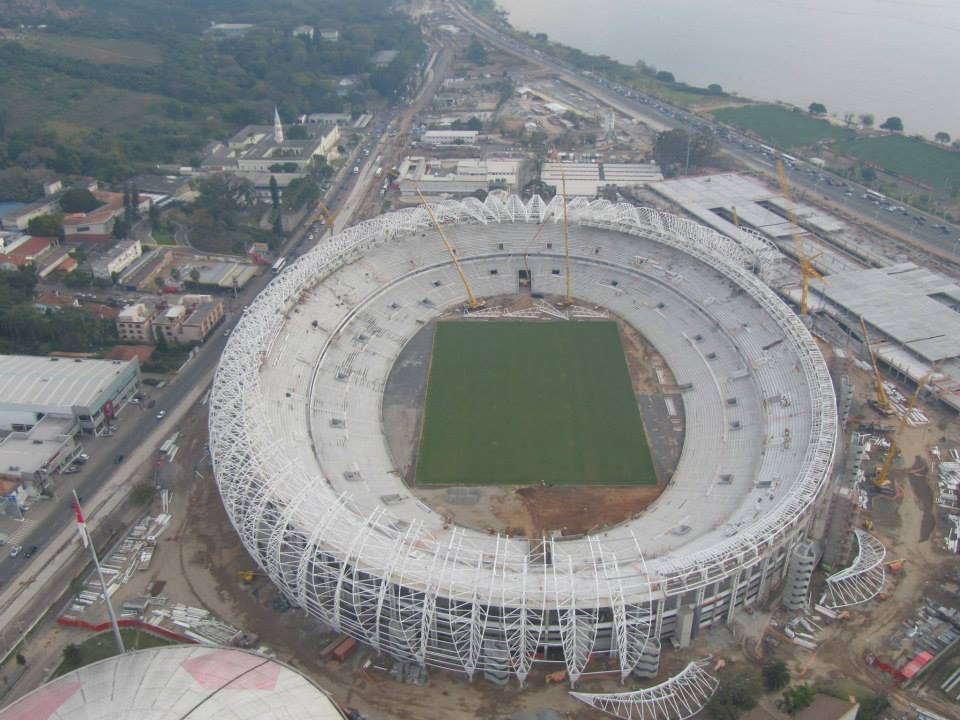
[156,410,167,420]
[23,545,38,558]
[9,545,22,558]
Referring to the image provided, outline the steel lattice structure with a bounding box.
[569,658,719,719]
[209,193,837,685]
[820,529,886,609]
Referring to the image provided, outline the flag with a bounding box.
[72,491,89,548]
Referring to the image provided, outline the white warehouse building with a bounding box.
[0,355,140,435]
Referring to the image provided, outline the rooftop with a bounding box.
[0,355,137,410]
[0,646,346,720]
[816,263,960,362]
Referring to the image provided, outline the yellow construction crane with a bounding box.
[776,160,825,315]
[730,206,740,228]
[411,182,483,309]
[560,170,573,306]
[873,367,936,493]
[859,316,895,416]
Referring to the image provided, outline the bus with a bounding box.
[780,153,800,165]
[865,190,887,203]
[271,257,287,274]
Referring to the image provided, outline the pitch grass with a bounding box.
[416,321,656,487]
[713,104,854,149]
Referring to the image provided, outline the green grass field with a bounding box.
[21,34,164,66]
[55,630,175,677]
[713,104,854,149]
[416,321,656,487]
[835,135,960,190]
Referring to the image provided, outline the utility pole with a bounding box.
[684,132,692,176]
[72,491,125,655]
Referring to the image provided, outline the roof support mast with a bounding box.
[412,183,483,309]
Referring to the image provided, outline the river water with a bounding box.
[496,0,960,139]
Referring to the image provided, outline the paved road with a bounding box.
[448,1,960,262]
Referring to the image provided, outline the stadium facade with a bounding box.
[209,193,837,686]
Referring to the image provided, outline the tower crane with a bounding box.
[859,316,895,416]
[410,182,484,310]
[872,367,936,494]
[776,160,825,315]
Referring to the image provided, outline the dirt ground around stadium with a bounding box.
[11,353,959,718]
[382,294,684,537]
[727,363,960,719]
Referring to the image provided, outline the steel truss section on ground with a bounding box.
[208,193,837,683]
[820,529,886,608]
[569,658,719,719]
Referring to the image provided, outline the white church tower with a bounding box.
[273,106,284,143]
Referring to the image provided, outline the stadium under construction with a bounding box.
[208,193,846,711]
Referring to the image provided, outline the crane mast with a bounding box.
[874,368,935,491]
[776,160,825,315]
[859,316,894,416]
[412,184,483,310]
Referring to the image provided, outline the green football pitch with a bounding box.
[415,321,657,487]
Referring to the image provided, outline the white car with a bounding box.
[9,545,22,558]
[156,410,167,420]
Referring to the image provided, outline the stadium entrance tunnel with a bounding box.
[208,194,836,687]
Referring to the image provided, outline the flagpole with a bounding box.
[72,491,125,654]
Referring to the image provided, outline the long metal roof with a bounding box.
[0,355,137,410]
[816,263,960,362]
[0,646,345,720]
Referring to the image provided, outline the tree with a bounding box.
[842,112,856,126]
[808,102,827,116]
[860,166,877,184]
[777,685,816,716]
[880,116,903,132]
[935,131,951,144]
[153,276,165,290]
[149,203,160,230]
[285,124,308,140]
[654,128,717,174]
[707,83,723,95]
[62,644,82,667]
[189,268,201,283]
[15,653,27,667]
[707,669,761,720]
[655,70,675,83]
[272,215,284,236]
[859,113,875,127]
[762,661,791,691]
[59,187,100,214]
[269,175,280,210]
[465,37,488,65]
[857,694,891,720]
[27,213,63,238]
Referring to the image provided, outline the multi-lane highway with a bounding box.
[447,0,960,261]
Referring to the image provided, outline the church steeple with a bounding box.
[273,106,284,143]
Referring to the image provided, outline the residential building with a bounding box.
[62,190,149,245]
[91,239,143,280]
[116,303,156,344]
[0,236,59,269]
[293,24,314,39]
[33,291,79,313]
[372,49,399,67]
[0,415,81,501]
[117,295,225,345]
[0,354,140,435]
[0,197,60,231]
[421,130,479,146]
[301,113,352,127]
[205,23,255,36]
[397,156,522,198]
